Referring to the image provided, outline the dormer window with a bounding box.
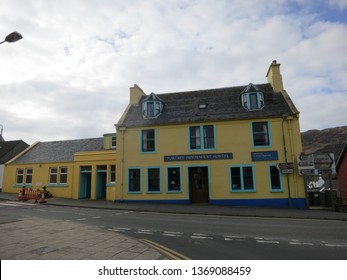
[142,92,164,119]
[240,83,265,111]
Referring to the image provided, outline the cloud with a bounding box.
[0,0,346,144]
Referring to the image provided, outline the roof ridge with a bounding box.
[155,83,271,96]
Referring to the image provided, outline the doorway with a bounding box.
[188,166,209,203]
[96,165,107,199]
[79,166,92,199]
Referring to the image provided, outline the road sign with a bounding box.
[299,169,317,175]
[276,162,294,174]
[314,153,335,170]
[297,153,336,176]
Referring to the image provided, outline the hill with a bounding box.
[301,126,347,154]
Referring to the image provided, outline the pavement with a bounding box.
[1,191,346,260]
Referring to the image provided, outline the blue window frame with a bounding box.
[141,129,155,153]
[127,168,141,193]
[241,92,264,110]
[146,167,161,193]
[251,121,271,147]
[269,165,283,192]
[142,93,164,119]
[189,125,215,150]
[166,166,182,192]
[230,165,255,192]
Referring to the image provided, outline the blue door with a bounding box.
[80,167,92,199]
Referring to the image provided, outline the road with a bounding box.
[1,201,347,259]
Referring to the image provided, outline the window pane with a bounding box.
[203,125,215,149]
[155,102,161,116]
[252,122,270,146]
[16,169,24,184]
[60,174,67,184]
[148,168,160,192]
[250,93,258,109]
[110,165,116,183]
[25,168,33,184]
[81,166,92,172]
[243,167,254,190]
[129,169,140,192]
[111,136,116,147]
[190,126,201,149]
[168,167,181,191]
[60,167,68,184]
[147,102,154,117]
[50,174,57,184]
[49,168,57,184]
[270,166,281,190]
[142,129,155,152]
[230,167,241,190]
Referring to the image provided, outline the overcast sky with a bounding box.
[1,0,346,144]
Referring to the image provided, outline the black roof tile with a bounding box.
[121,83,295,128]
[11,138,104,164]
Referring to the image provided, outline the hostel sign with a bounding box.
[164,153,233,162]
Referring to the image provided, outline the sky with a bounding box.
[1,0,347,145]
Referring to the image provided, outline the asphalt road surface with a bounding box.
[1,201,347,259]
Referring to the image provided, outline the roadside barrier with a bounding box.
[17,187,47,203]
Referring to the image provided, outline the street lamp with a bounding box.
[0,31,23,44]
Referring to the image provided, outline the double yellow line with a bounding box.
[140,239,190,260]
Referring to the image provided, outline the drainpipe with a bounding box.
[282,115,292,208]
[119,127,126,201]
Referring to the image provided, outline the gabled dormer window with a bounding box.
[142,92,164,119]
[240,83,264,111]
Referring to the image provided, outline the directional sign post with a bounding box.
[276,162,294,174]
[297,153,336,176]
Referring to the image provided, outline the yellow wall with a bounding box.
[3,162,74,198]
[3,149,117,200]
[73,150,116,200]
[115,117,305,205]
[103,134,116,150]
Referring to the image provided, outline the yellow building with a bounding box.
[114,61,306,208]
[3,61,306,208]
[3,134,116,200]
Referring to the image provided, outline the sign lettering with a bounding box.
[164,153,233,162]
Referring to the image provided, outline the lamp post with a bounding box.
[0,124,3,148]
[0,31,23,44]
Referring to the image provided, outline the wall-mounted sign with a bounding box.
[164,153,233,162]
[276,162,294,174]
[251,151,278,161]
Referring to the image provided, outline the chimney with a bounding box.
[130,84,146,105]
[266,60,284,92]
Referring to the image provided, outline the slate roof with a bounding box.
[11,137,104,164]
[120,83,297,128]
[0,140,29,164]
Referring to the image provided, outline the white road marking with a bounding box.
[256,240,280,244]
[136,230,154,235]
[163,231,183,237]
[0,202,22,207]
[0,201,38,207]
[323,243,347,248]
[224,235,246,241]
[289,241,314,246]
[108,227,131,232]
[191,233,213,240]
[114,211,133,215]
